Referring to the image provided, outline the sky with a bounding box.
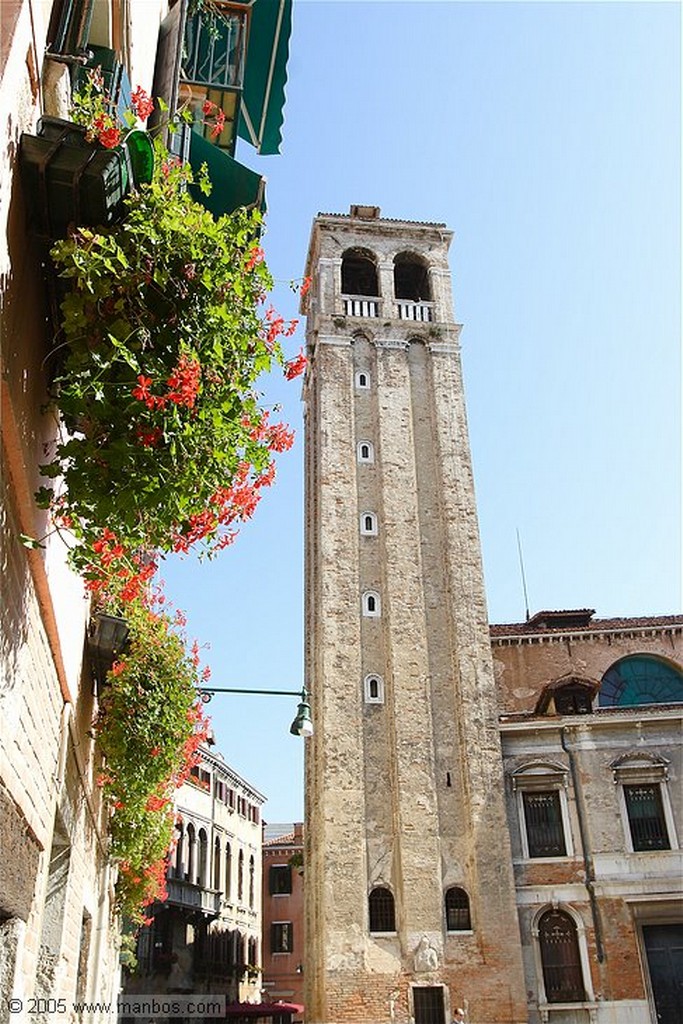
[163,1,682,824]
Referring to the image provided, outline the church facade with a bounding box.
[300,206,682,1024]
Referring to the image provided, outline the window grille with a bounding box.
[538,910,585,1003]
[522,790,567,857]
[368,887,395,932]
[444,887,471,931]
[624,784,670,851]
[413,987,446,1024]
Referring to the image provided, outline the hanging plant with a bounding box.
[94,576,210,922]
[33,72,306,576]
[24,71,308,924]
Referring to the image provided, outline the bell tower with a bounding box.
[302,206,528,1024]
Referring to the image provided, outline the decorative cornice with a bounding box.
[491,622,683,647]
[317,334,353,347]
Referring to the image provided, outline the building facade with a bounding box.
[261,823,305,1013]
[301,206,529,1024]
[0,1,168,1017]
[300,207,683,1024]
[493,610,683,1024]
[2,2,292,1019]
[127,742,265,1001]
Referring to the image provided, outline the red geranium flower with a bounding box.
[98,125,121,149]
[131,86,154,121]
[284,350,307,380]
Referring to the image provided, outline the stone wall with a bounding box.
[303,210,529,1024]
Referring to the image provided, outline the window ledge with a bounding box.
[370,931,398,937]
[446,929,474,936]
[515,856,576,864]
[539,1002,598,1011]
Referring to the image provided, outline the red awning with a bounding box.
[223,1003,304,1019]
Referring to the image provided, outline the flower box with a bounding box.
[88,612,130,694]
[19,116,153,238]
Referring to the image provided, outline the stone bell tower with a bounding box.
[301,206,528,1024]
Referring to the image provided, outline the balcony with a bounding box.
[396,300,434,322]
[166,878,221,916]
[342,295,380,318]
[179,1,249,153]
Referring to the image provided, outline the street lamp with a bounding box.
[198,686,313,737]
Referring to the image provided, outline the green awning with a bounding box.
[188,129,266,218]
[237,0,293,155]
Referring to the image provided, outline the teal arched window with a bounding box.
[598,656,683,708]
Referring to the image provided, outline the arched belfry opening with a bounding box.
[341,249,379,297]
[394,252,431,301]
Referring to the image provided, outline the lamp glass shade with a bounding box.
[290,696,313,737]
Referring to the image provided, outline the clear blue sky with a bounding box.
[163,1,682,823]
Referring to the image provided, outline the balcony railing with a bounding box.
[396,300,434,322]
[342,295,380,318]
[166,878,220,916]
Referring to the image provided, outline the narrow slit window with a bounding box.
[358,441,374,464]
[364,674,384,704]
[360,512,378,536]
[356,370,370,389]
[362,591,381,618]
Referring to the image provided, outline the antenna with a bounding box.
[516,528,531,622]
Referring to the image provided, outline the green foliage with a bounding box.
[42,159,289,569]
[96,595,208,922]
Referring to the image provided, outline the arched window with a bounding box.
[394,252,431,301]
[357,440,374,464]
[360,511,378,536]
[248,936,257,966]
[362,591,381,618]
[444,887,471,931]
[355,370,370,389]
[225,843,232,899]
[213,836,221,890]
[249,855,255,908]
[174,821,184,878]
[198,828,208,887]
[535,677,597,716]
[368,886,396,933]
[599,655,683,707]
[364,674,384,704]
[238,850,244,902]
[342,250,379,297]
[186,823,196,883]
[538,909,585,1003]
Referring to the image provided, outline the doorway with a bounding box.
[643,924,683,1024]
